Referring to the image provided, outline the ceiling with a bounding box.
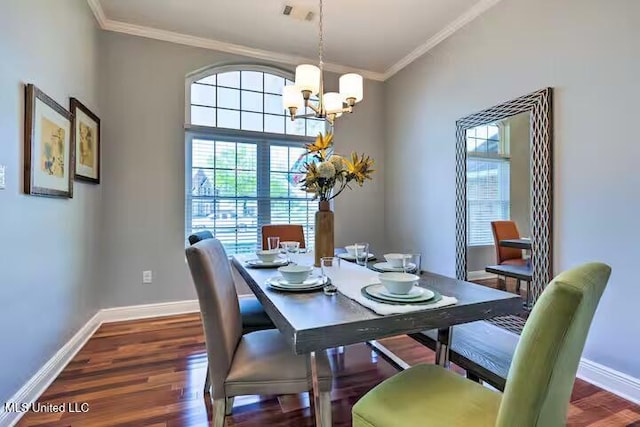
[89,0,501,80]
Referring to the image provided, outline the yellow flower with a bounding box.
[305,132,334,157]
[345,152,375,185]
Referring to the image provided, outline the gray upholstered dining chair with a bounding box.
[186,238,333,427]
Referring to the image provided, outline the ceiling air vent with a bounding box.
[282,4,314,22]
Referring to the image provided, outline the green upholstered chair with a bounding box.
[352,262,611,427]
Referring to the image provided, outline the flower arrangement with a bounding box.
[299,132,375,201]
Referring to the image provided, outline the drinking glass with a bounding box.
[267,236,280,251]
[354,242,370,267]
[320,257,340,295]
[403,253,422,275]
[281,241,300,263]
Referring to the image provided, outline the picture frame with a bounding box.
[70,98,101,184]
[24,84,74,198]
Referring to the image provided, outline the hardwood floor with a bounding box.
[18,314,640,427]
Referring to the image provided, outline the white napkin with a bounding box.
[323,258,458,316]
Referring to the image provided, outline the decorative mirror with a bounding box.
[455,88,553,309]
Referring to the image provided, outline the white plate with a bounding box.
[366,284,434,302]
[246,258,288,268]
[372,262,416,272]
[338,253,375,261]
[267,276,324,292]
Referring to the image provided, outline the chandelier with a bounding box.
[282,0,364,125]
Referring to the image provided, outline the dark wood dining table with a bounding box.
[231,254,522,426]
[499,238,532,250]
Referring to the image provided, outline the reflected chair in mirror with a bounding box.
[186,238,333,427]
[489,220,531,299]
[187,231,275,394]
[352,262,611,427]
[261,224,306,250]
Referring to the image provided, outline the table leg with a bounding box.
[435,327,452,368]
[309,351,324,426]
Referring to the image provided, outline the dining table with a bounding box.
[231,253,522,426]
[499,238,532,250]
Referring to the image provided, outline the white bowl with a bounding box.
[379,272,420,295]
[280,241,301,252]
[256,249,280,263]
[278,265,313,284]
[384,253,411,268]
[345,244,366,257]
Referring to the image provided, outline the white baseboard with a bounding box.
[3,297,639,426]
[467,270,497,281]
[0,300,201,427]
[99,299,200,323]
[0,312,102,427]
[577,358,640,405]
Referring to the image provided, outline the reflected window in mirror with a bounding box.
[466,123,510,246]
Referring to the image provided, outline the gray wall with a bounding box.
[0,0,101,403]
[98,32,385,308]
[385,0,640,378]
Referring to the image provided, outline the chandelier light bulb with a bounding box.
[295,65,321,96]
[283,85,304,109]
[339,73,364,103]
[323,92,343,114]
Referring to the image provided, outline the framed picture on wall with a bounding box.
[24,84,74,198]
[70,98,100,183]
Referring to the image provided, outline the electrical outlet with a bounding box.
[0,165,5,190]
[142,270,152,284]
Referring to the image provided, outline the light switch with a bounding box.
[142,270,153,284]
[0,165,5,190]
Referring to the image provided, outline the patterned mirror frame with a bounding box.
[456,88,553,305]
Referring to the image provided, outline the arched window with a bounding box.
[185,65,323,254]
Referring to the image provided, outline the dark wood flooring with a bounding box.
[18,314,640,426]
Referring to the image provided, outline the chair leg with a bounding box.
[212,398,226,427]
[225,396,234,416]
[516,279,522,294]
[204,369,211,395]
[466,371,482,383]
[319,391,332,427]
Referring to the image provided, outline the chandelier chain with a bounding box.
[318,0,324,70]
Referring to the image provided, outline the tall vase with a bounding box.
[314,200,335,267]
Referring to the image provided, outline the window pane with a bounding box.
[270,146,289,172]
[241,71,263,91]
[191,84,216,107]
[306,119,325,137]
[191,169,215,196]
[265,74,284,94]
[237,171,257,197]
[215,141,236,169]
[265,94,284,115]
[215,170,236,196]
[191,106,216,127]
[270,172,289,197]
[286,117,306,136]
[270,200,290,224]
[241,111,263,132]
[237,143,256,170]
[197,75,216,85]
[265,114,285,134]
[192,140,215,168]
[217,71,240,88]
[218,87,240,110]
[218,109,240,129]
[241,91,263,112]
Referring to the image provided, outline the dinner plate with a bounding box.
[377,286,432,300]
[338,253,375,261]
[361,284,441,305]
[371,262,416,272]
[266,276,324,292]
[246,258,289,268]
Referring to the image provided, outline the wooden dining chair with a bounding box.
[490,220,529,294]
[352,262,611,427]
[187,231,275,394]
[186,238,333,427]
[261,224,306,249]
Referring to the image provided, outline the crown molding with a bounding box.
[382,0,503,80]
[87,0,501,82]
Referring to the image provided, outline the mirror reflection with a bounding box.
[466,111,533,309]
